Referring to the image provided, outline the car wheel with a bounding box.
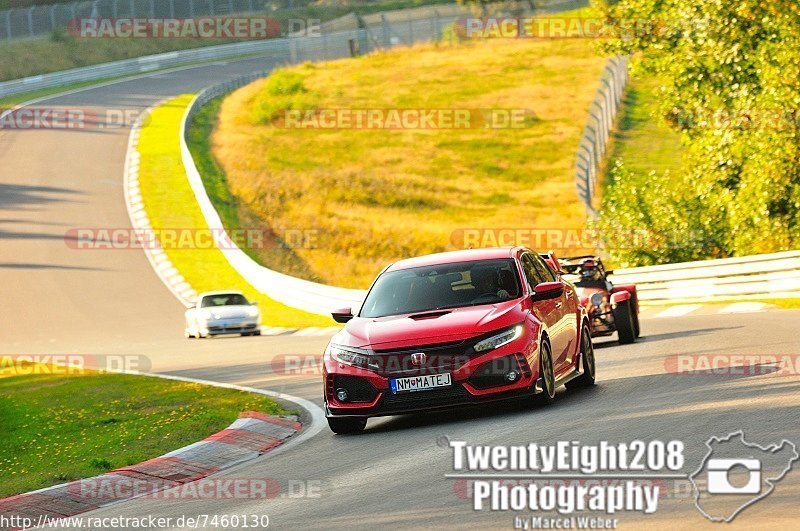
[632,299,641,338]
[184,330,193,339]
[613,300,636,344]
[254,329,262,336]
[327,417,367,434]
[566,325,596,389]
[533,341,556,405]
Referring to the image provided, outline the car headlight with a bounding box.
[325,344,376,370]
[198,310,212,321]
[247,307,259,317]
[474,325,524,352]
[590,293,604,307]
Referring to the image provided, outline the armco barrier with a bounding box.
[609,251,800,302]
[0,0,589,98]
[174,0,586,314]
[574,55,629,218]
[173,5,797,313]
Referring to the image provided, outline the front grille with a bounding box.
[371,339,471,376]
[333,375,379,403]
[379,383,472,413]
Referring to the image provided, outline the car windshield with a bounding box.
[360,259,521,318]
[200,294,248,307]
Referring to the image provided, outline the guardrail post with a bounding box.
[27,7,34,38]
[289,35,297,63]
[381,14,389,48]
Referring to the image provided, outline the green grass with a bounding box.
[604,74,684,182]
[211,32,608,288]
[0,364,285,497]
[138,95,333,327]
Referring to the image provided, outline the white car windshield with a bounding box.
[200,294,248,307]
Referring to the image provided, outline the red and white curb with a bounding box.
[123,102,197,307]
[124,108,338,337]
[0,412,300,529]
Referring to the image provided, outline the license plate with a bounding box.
[390,373,452,394]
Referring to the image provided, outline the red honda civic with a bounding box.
[322,247,595,434]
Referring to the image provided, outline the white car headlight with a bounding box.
[198,310,212,321]
[247,306,259,317]
[474,325,524,352]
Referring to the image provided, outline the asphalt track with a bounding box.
[1,55,799,529]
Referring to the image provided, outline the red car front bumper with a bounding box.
[323,337,542,419]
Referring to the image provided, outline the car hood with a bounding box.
[205,305,255,319]
[336,300,524,349]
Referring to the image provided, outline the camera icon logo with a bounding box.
[706,458,761,494]
[690,431,798,522]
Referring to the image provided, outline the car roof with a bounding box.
[385,247,523,272]
[197,290,245,297]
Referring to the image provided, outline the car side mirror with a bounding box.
[531,282,564,302]
[331,307,354,323]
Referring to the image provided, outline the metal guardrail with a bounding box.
[574,55,628,217]
[609,251,800,302]
[178,5,479,314]
[174,0,797,311]
[0,0,588,98]
[1,0,299,41]
[1,0,587,41]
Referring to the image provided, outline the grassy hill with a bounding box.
[209,37,608,288]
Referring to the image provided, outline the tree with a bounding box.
[595,0,800,263]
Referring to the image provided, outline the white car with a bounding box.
[185,291,261,338]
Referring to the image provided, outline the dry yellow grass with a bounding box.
[212,37,608,288]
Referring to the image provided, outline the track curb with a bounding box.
[0,412,301,530]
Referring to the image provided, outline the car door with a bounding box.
[529,254,578,371]
[521,253,568,371]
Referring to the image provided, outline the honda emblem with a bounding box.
[410,352,426,366]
